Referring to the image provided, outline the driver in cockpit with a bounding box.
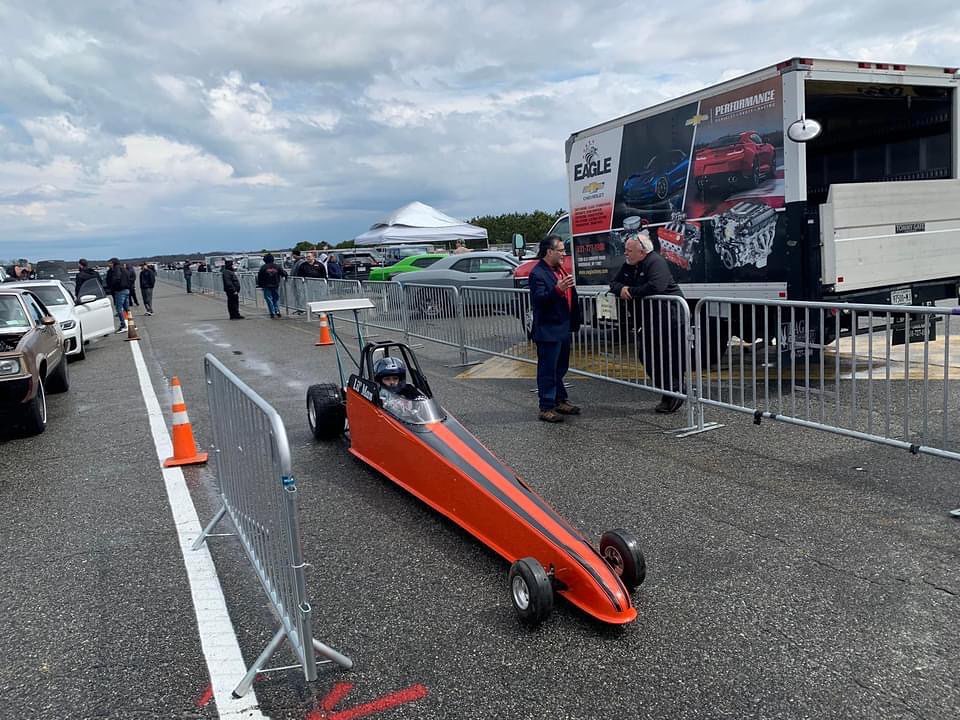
[373,356,423,400]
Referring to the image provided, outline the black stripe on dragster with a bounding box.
[443,416,587,542]
[419,422,623,613]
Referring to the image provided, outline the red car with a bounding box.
[693,131,776,193]
[307,337,646,626]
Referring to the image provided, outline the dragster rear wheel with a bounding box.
[600,529,646,592]
[307,383,346,440]
[508,557,553,627]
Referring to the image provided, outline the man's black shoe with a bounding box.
[654,397,673,413]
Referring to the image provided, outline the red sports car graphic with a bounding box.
[693,131,776,194]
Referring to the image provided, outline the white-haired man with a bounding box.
[610,229,686,413]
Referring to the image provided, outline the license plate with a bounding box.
[890,288,912,306]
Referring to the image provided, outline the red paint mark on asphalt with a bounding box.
[195,684,214,708]
[307,682,428,720]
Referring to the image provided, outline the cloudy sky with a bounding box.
[1,0,957,260]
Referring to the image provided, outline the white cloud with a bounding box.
[0,0,957,256]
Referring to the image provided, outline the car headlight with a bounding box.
[0,357,21,375]
[60,319,76,330]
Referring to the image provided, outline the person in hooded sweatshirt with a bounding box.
[222,259,244,319]
[255,253,288,318]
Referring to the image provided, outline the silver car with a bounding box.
[395,251,519,317]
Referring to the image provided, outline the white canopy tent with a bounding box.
[353,201,488,247]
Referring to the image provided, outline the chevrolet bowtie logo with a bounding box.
[685,113,709,127]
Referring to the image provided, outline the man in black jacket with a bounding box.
[139,263,157,315]
[74,259,101,298]
[255,253,287,318]
[610,228,686,413]
[222,259,244,319]
[105,257,132,332]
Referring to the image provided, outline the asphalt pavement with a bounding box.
[1,280,958,720]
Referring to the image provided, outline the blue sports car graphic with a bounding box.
[622,149,689,205]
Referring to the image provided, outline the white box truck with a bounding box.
[556,57,960,345]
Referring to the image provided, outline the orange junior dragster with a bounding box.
[305,298,646,626]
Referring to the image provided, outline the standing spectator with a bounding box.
[529,235,582,423]
[256,253,287,318]
[5,260,32,280]
[74,259,100,297]
[452,239,470,254]
[609,227,686,413]
[222,259,244,320]
[105,257,132,332]
[290,249,305,275]
[126,263,139,307]
[290,249,308,313]
[326,254,344,279]
[183,262,193,293]
[197,261,208,273]
[297,252,327,279]
[139,263,156,315]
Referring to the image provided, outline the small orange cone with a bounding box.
[163,377,208,467]
[315,312,334,347]
[125,309,141,342]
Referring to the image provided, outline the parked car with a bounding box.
[340,250,385,279]
[0,287,70,435]
[396,251,519,317]
[693,131,776,193]
[381,244,434,265]
[7,279,115,360]
[34,260,70,283]
[622,149,689,205]
[367,253,445,282]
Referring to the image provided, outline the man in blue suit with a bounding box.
[529,235,582,422]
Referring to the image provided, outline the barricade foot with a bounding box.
[233,627,287,698]
[672,422,724,438]
[192,504,227,550]
[312,638,353,669]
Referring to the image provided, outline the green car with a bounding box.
[367,253,445,281]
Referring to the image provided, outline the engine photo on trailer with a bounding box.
[304,298,646,627]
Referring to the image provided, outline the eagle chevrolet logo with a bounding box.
[574,140,612,181]
[686,112,709,127]
[582,181,605,194]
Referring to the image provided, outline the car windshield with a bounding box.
[706,134,743,149]
[25,286,69,306]
[380,390,446,425]
[0,296,29,327]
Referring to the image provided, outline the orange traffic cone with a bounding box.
[163,377,208,467]
[315,312,334,347]
[125,309,140,342]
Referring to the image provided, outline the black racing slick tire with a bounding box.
[509,557,554,627]
[307,383,346,441]
[22,377,47,436]
[47,353,70,393]
[600,529,646,592]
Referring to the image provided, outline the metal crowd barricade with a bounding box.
[360,280,408,338]
[193,354,352,697]
[400,282,470,364]
[456,286,697,428]
[692,297,960,462]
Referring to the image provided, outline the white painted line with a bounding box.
[129,340,268,720]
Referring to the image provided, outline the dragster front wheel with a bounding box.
[509,557,554,627]
[600,529,646,592]
[307,383,346,440]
